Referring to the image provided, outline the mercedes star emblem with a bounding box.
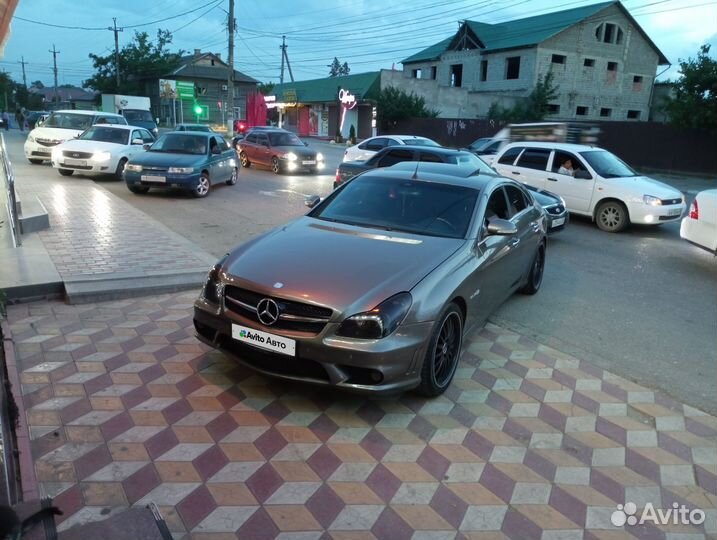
[256,298,280,326]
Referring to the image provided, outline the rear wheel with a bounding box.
[239,152,250,168]
[28,159,43,165]
[416,303,463,397]
[115,158,128,180]
[271,157,282,174]
[58,169,73,176]
[520,242,546,295]
[596,200,629,233]
[193,173,210,198]
[226,167,238,185]
[128,185,149,194]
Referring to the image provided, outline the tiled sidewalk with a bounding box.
[4,293,716,540]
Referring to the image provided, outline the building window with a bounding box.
[600,108,612,117]
[552,54,566,64]
[548,104,560,114]
[450,64,463,87]
[607,62,618,72]
[584,58,595,67]
[430,66,437,80]
[480,60,488,82]
[412,68,422,79]
[576,106,589,116]
[633,75,643,92]
[506,56,521,80]
[595,22,624,44]
[627,110,640,119]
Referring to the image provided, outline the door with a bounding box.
[128,129,145,159]
[219,137,235,181]
[255,132,272,166]
[207,136,226,181]
[504,184,541,279]
[547,150,595,212]
[508,147,552,190]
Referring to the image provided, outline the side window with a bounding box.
[485,187,509,221]
[377,149,414,167]
[504,185,529,217]
[131,130,143,143]
[365,138,388,151]
[219,136,231,150]
[245,133,256,143]
[418,151,443,163]
[209,137,219,153]
[552,151,580,174]
[486,141,501,154]
[497,146,523,165]
[516,148,550,171]
[386,138,400,147]
[257,134,269,146]
[141,130,154,143]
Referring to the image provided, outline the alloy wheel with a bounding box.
[432,312,462,388]
[195,176,210,197]
[271,157,281,174]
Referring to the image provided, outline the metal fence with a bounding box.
[1,134,21,247]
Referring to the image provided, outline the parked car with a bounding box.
[491,142,685,232]
[24,110,127,164]
[389,161,569,233]
[194,168,547,396]
[334,145,493,188]
[237,128,324,174]
[467,137,504,156]
[175,123,214,133]
[680,189,717,253]
[343,134,440,162]
[51,124,155,179]
[123,132,237,198]
[25,111,49,130]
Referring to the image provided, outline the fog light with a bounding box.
[317,162,325,170]
[287,162,298,171]
[644,214,655,223]
[370,371,383,382]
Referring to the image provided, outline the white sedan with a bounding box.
[51,124,155,179]
[343,134,440,162]
[681,189,717,253]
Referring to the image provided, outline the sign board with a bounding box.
[282,89,297,103]
[176,81,195,100]
[339,88,357,110]
[159,79,177,99]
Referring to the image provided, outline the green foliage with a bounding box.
[376,86,439,129]
[328,57,350,77]
[31,80,44,89]
[84,29,183,95]
[663,45,717,130]
[488,71,559,122]
[258,82,275,95]
[0,73,42,111]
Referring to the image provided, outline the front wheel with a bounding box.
[28,159,44,165]
[115,158,128,181]
[520,242,546,295]
[58,169,73,176]
[271,157,282,175]
[416,303,463,397]
[239,152,250,168]
[226,167,238,185]
[595,200,629,233]
[193,174,210,198]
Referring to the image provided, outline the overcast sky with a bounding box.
[3,0,716,88]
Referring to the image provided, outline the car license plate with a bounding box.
[668,208,681,216]
[551,217,566,228]
[64,158,86,166]
[302,160,316,165]
[231,324,296,357]
[141,175,166,183]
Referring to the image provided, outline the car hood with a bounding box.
[609,176,683,199]
[339,160,371,172]
[58,139,126,153]
[128,151,203,167]
[29,126,84,142]
[223,217,464,316]
[272,146,317,159]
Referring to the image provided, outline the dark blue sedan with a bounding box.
[124,132,238,198]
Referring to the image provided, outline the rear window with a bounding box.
[402,138,440,147]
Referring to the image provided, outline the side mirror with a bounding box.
[305,195,321,208]
[143,144,151,151]
[486,218,518,236]
[574,170,592,180]
[155,118,160,125]
[132,138,144,145]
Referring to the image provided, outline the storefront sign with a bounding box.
[159,79,177,99]
[283,89,297,103]
[176,81,195,100]
[264,95,276,103]
[338,88,357,109]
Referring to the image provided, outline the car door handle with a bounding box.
[547,177,558,182]
[531,221,540,232]
[510,237,520,247]
[511,171,521,175]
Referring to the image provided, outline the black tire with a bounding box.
[115,158,128,181]
[128,185,149,194]
[226,167,238,185]
[58,169,74,176]
[416,303,463,397]
[28,159,43,165]
[271,156,282,174]
[193,173,211,198]
[239,152,250,168]
[520,242,546,295]
[595,200,629,233]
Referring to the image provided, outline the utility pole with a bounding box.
[227,0,235,133]
[19,57,27,88]
[108,18,123,90]
[49,45,60,104]
[280,35,286,85]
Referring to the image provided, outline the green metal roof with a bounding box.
[402,1,668,65]
[271,72,381,104]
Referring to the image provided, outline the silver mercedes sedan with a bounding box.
[194,167,547,396]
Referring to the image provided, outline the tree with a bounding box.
[30,80,44,89]
[328,57,350,77]
[376,86,439,129]
[488,71,559,122]
[258,82,275,95]
[84,29,183,95]
[340,62,350,76]
[662,44,717,130]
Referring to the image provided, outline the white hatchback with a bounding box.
[343,134,440,162]
[680,189,717,253]
[492,142,685,232]
[51,124,155,179]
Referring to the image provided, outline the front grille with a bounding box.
[545,204,565,215]
[142,166,169,173]
[63,164,93,170]
[36,138,61,147]
[31,151,51,156]
[660,198,682,206]
[63,150,93,159]
[224,285,332,334]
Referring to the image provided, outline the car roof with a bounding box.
[377,145,469,155]
[502,141,603,152]
[89,124,133,130]
[359,166,497,190]
[51,110,123,117]
[165,131,212,137]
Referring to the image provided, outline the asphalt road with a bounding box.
[24,140,717,414]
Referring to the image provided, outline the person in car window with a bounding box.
[558,158,575,176]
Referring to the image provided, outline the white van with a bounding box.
[24,110,127,164]
[492,142,685,232]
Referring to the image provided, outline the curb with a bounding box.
[0,319,39,501]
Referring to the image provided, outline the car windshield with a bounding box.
[78,126,129,145]
[150,134,207,155]
[402,138,440,147]
[580,150,638,178]
[42,113,93,130]
[469,138,494,150]
[312,176,478,239]
[269,132,303,146]
[451,153,494,174]
[182,125,210,132]
[123,110,153,123]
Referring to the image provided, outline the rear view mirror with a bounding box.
[486,218,518,236]
[305,195,321,208]
[574,170,592,180]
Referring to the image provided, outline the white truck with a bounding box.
[101,94,158,136]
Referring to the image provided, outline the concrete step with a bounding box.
[18,195,50,234]
[64,271,206,304]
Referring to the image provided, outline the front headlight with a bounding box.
[126,164,143,172]
[643,195,662,206]
[285,152,298,162]
[316,152,324,161]
[168,167,194,174]
[94,151,112,162]
[201,254,229,304]
[336,292,412,339]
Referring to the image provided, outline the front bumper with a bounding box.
[282,157,325,173]
[24,140,63,161]
[124,170,202,190]
[545,209,569,233]
[51,157,115,173]
[193,300,431,394]
[628,202,686,225]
